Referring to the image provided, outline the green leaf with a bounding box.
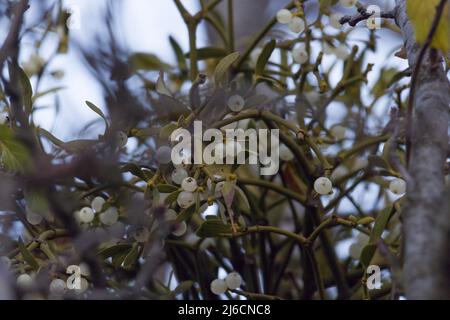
[156,72,172,96]
[159,123,178,140]
[186,47,228,60]
[98,243,132,260]
[173,280,194,295]
[232,185,250,211]
[169,36,187,73]
[156,184,179,193]
[360,243,377,268]
[18,238,39,271]
[164,190,182,205]
[359,205,393,267]
[85,101,109,130]
[12,63,33,114]
[176,199,198,223]
[0,125,31,173]
[24,188,53,222]
[129,53,170,72]
[196,219,233,238]
[120,163,149,181]
[122,243,140,268]
[368,155,390,170]
[222,180,236,210]
[62,139,98,152]
[255,39,276,76]
[369,206,393,243]
[357,217,375,226]
[33,86,65,102]
[214,52,240,86]
[37,127,65,148]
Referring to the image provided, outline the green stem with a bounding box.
[188,21,199,81]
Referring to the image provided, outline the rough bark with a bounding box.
[395,0,450,299]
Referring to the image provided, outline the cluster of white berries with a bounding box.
[210,271,243,295]
[389,178,406,195]
[74,196,119,226]
[348,232,369,260]
[314,177,333,195]
[176,177,198,209]
[276,9,305,34]
[227,95,245,112]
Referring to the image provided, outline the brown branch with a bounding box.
[395,0,450,299]
[405,0,448,166]
[340,7,395,27]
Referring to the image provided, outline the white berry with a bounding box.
[177,191,195,208]
[288,17,305,33]
[99,207,119,226]
[116,131,128,148]
[292,46,309,64]
[181,177,198,192]
[49,279,66,295]
[171,167,188,185]
[349,242,363,260]
[276,9,293,24]
[330,166,349,182]
[17,274,33,290]
[78,207,95,223]
[305,91,321,104]
[279,144,294,161]
[329,13,344,29]
[164,209,178,221]
[133,227,150,242]
[210,278,228,295]
[156,146,173,164]
[227,95,245,112]
[172,221,187,237]
[331,125,346,140]
[26,208,43,226]
[0,256,11,269]
[340,0,358,8]
[334,44,350,60]
[74,278,89,294]
[389,178,406,195]
[225,272,242,290]
[91,196,105,212]
[314,177,333,195]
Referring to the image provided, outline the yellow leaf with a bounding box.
[406,0,450,53]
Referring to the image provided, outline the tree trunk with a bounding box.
[395,0,450,299]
